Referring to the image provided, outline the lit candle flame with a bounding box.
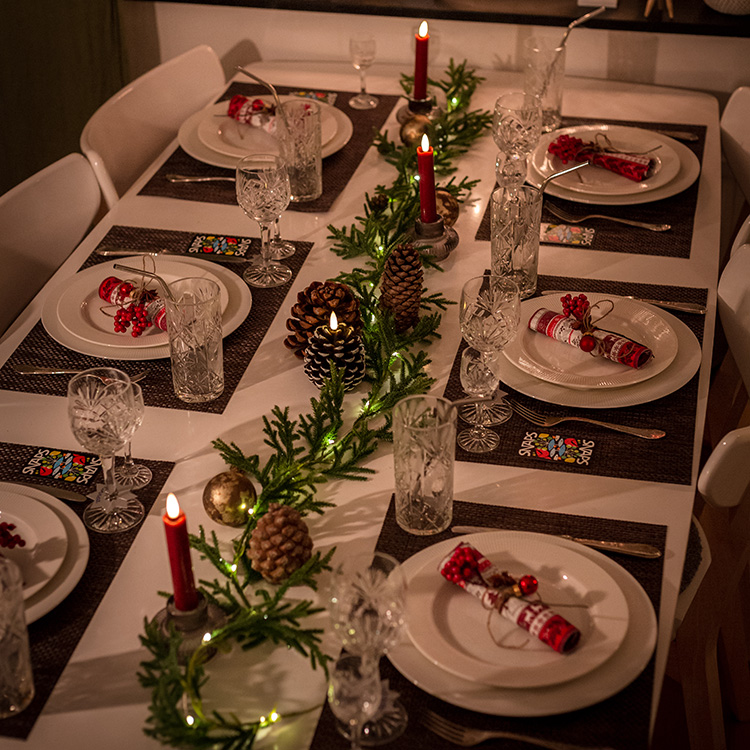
[166,492,180,520]
[421,133,430,152]
[330,311,338,330]
[418,21,429,38]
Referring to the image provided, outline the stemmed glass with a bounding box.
[67,368,144,533]
[457,347,502,453]
[349,34,378,110]
[236,153,293,288]
[114,382,151,490]
[328,551,407,745]
[492,92,542,189]
[328,654,382,750]
[459,275,521,433]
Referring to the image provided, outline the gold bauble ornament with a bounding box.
[399,114,431,147]
[435,188,460,227]
[202,466,257,527]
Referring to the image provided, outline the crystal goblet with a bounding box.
[492,92,542,189]
[349,34,378,110]
[236,153,293,288]
[67,368,144,533]
[457,347,501,453]
[114,382,151,490]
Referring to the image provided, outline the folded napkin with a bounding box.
[528,294,653,369]
[549,133,652,182]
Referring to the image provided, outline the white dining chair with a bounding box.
[718,243,750,397]
[667,426,750,750]
[721,86,750,205]
[80,44,225,209]
[0,153,101,339]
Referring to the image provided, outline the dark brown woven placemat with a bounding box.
[310,496,665,750]
[139,83,400,213]
[443,275,707,486]
[0,441,175,739]
[475,118,706,259]
[0,225,313,414]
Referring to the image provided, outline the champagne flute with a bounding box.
[349,34,378,110]
[68,369,144,533]
[114,382,151,490]
[328,654,382,750]
[459,275,521,427]
[236,153,293,288]
[492,92,542,189]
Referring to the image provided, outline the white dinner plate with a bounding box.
[503,294,678,390]
[528,131,700,206]
[197,98,338,159]
[0,489,68,600]
[56,259,230,349]
[496,305,701,408]
[388,532,657,717]
[178,98,354,169]
[0,483,90,624]
[42,257,252,360]
[405,531,629,688]
[531,125,681,197]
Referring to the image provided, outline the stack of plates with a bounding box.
[527,124,701,205]
[41,256,253,360]
[0,483,89,624]
[388,530,657,716]
[178,95,354,169]
[497,293,702,408]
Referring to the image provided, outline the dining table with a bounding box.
[0,59,720,750]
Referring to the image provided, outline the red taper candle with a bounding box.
[163,493,200,611]
[417,133,438,223]
[414,21,429,100]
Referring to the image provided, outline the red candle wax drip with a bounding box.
[417,133,438,223]
[413,21,429,100]
[163,493,200,611]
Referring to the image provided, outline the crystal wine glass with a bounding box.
[457,347,501,453]
[236,153,293,288]
[328,551,408,745]
[492,92,542,189]
[349,34,378,110]
[67,369,144,533]
[459,275,521,427]
[328,654,383,750]
[114,382,151,490]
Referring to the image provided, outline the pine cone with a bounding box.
[380,243,423,332]
[247,503,313,584]
[304,323,366,390]
[284,281,362,358]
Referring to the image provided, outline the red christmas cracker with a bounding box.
[99,276,167,335]
[226,95,277,132]
[439,542,580,654]
[549,133,652,182]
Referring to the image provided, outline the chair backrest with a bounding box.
[718,242,750,396]
[80,44,225,208]
[730,214,750,257]
[0,153,101,337]
[721,86,750,205]
[699,424,750,509]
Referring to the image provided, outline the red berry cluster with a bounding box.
[0,521,26,549]
[112,285,157,338]
[441,544,483,584]
[548,134,590,164]
[561,293,590,321]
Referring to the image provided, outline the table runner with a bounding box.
[443,275,707,486]
[475,118,706,259]
[0,226,313,414]
[309,496,665,750]
[139,83,400,213]
[0,441,174,739]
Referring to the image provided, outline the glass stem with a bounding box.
[349,720,362,750]
[123,441,134,469]
[259,222,272,267]
[99,454,118,504]
[359,69,367,95]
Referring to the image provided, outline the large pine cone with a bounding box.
[247,503,313,583]
[380,243,423,332]
[284,281,362,358]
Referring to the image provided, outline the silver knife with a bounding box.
[541,290,706,315]
[14,482,89,503]
[95,246,250,264]
[451,525,662,559]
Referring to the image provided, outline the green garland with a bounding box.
[137,59,491,749]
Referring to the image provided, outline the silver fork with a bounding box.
[422,710,615,749]
[509,399,665,440]
[13,366,148,383]
[545,201,671,232]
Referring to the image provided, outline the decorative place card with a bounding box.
[518,431,595,465]
[20,448,101,485]
[187,234,253,257]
